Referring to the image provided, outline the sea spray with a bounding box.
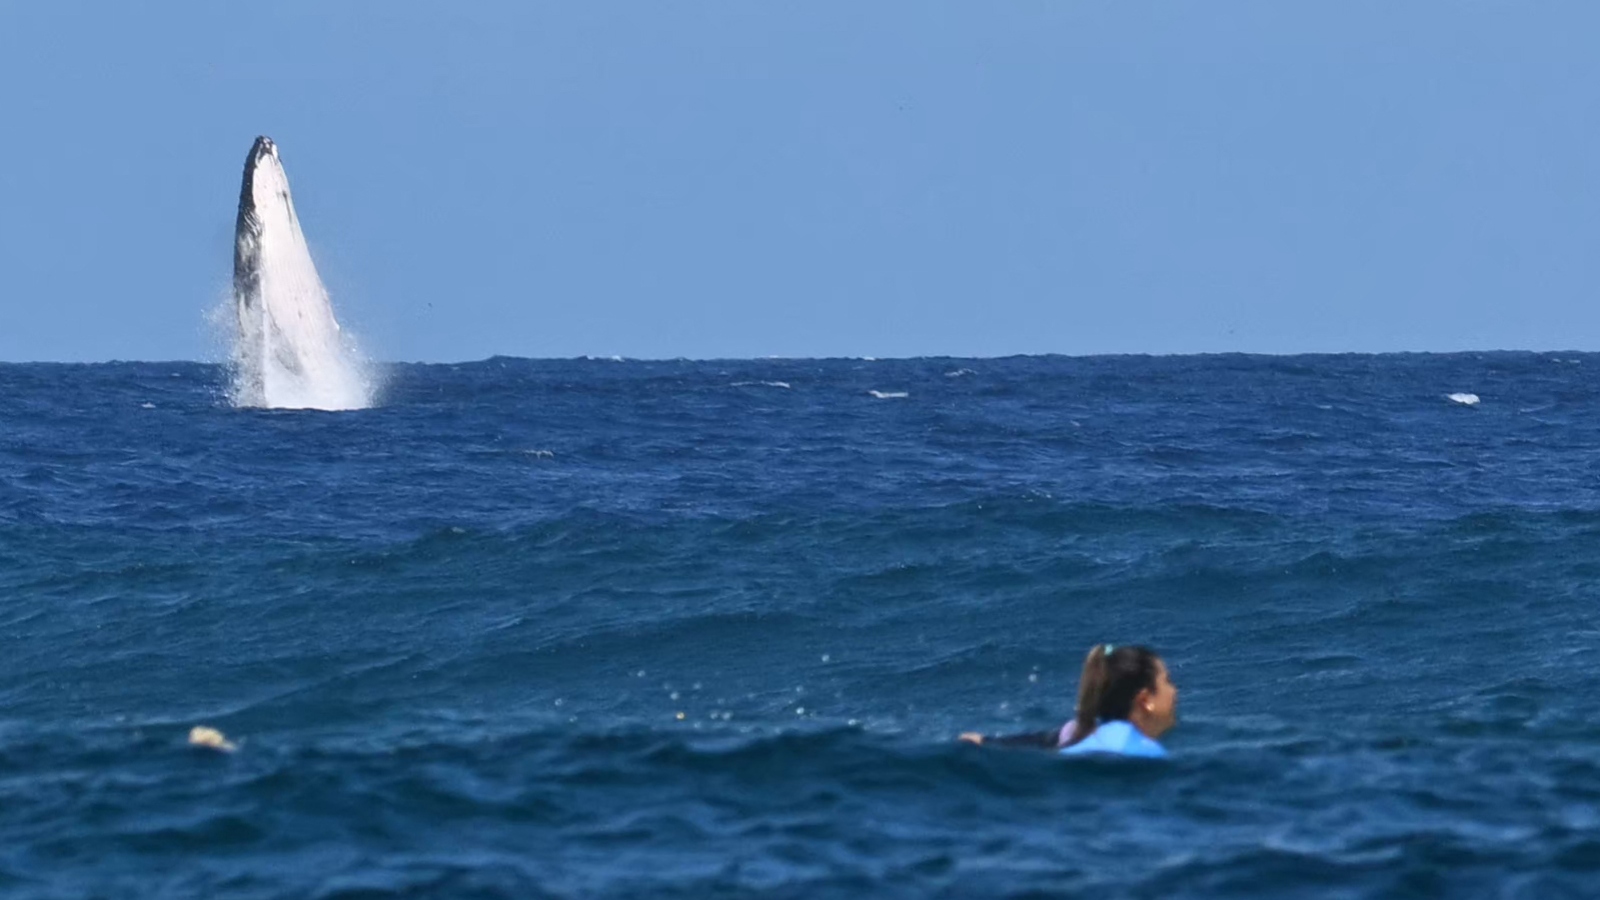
[231,136,374,410]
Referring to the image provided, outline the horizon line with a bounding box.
[1,348,1593,366]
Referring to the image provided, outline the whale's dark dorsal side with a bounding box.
[233,136,274,313]
[231,136,276,405]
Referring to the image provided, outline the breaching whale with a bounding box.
[232,136,371,410]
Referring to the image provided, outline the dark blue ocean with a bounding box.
[4,353,1600,898]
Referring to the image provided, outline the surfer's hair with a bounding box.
[1065,644,1163,747]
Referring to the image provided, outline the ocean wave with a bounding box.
[5,355,1600,895]
[3,722,1596,896]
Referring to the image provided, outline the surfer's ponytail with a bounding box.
[1065,643,1163,747]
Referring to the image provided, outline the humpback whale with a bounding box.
[232,136,371,410]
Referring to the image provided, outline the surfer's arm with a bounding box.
[957,729,1063,749]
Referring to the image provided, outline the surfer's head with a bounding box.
[1065,644,1177,745]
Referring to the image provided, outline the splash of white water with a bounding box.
[231,138,374,410]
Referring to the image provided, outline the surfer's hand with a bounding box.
[958,732,984,745]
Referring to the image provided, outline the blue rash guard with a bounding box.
[1058,720,1167,759]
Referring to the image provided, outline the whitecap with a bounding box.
[944,368,976,378]
[731,381,791,389]
[1447,393,1481,406]
[869,390,908,399]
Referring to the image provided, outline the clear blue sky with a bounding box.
[2,3,1597,362]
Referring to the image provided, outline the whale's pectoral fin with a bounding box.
[266,320,304,376]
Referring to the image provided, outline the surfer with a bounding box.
[959,643,1177,758]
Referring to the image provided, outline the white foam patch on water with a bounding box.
[732,381,791,389]
[232,148,374,411]
[1448,392,1481,406]
[869,390,908,399]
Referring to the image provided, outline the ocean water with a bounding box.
[3,353,1600,898]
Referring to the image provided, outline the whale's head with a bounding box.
[242,136,282,194]
[237,135,293,232]
[248,135,278,165]
[234,135,294,298]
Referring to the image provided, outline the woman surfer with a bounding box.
[960,643,1178,758]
